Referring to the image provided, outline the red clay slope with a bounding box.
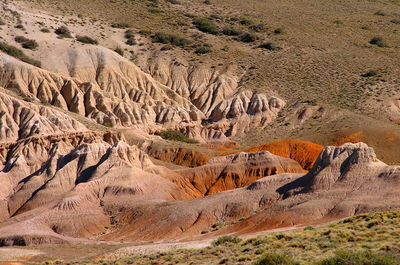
[225,139,324,170]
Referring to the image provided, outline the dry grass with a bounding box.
[24,211,400,264]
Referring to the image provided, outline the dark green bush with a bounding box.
[55,26,72,38]
[0,42,41,67]
[125,30,137,46]
[195,44,212,54]
[157,130,198,143]
[317,250,398,265]
[111,22,130,28]
[14,36,29,43]
[239,17,254,25]
[254,253,299,265]
[238,32,257,42]
[167,0,181,4]
[362,70,379,78]
[152,32,190,47]
[222,26,241,36]
[40,28,50,33]
[370,36,387,47]
[22,39,39,50]
[15,24,25,30]
[374,10,387,16]
[114,47,124,56]
[274,28,283,34]
[0,18,5,25]
[391,19,400,24]
[76,35,98,45]
[249,23,267,32]
[212,235,242,246]
[259,42,278,50]
[103,121,114,128]
[139,29,152,36]
[193,18,219,34]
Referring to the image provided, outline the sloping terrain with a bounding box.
[1,1,400,263]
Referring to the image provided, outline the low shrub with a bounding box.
[55,26,72,38]
[195,44,212,54]
[167,0,181,4]
[249,23,267,32]
[212,235,242,246]
[222,26,241,36]
[14,36,29,43]
[22,39,39,50]
[370,36,387,47]
[239,17,254,25]
[374,10,387,16]
[111,22,130,28]
[391,19,400,24]
[152,32,190,47]
[259,42,278,50]
[317,250,398,265]
[114,47,124,56]
[0,42,41,67]
[0,18,5,25]
[40,28,50,33]
[157,130,198,143]
[76,35,98,45]
[254,253,299,265]
[139,29,152,36]
[103,121,114,128]
[193,18,219,34]
[15,24,25,30]
[362,69,379,77]
[238,32,257,42]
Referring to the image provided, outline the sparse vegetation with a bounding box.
[212,235,242,246]
[238,32,257,42]
[111,22,130,28]
[152,32,190,47]
[41,210,400,264]
[317,250,398,265]
[157,130,199,143]
[254,253,299,265]
[114,47,124,56]
[259,42,278,50]
[0,18,5,26]
[222,26,241,36]
[0,42,41,67]
[21,39,39,50]
[362,69,379,78]
[193,17,219,34]
[195,43,212,54]
[40,28,50,33]
[55,26,72,38]
[76,35,98,45]
[369,36,387,47]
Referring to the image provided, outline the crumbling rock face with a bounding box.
[178,151,305,196]
[0,90,87,144]
[97,143,400,242]
[225,139,324,170]
[1,47,285,141]
[145,145,210,168]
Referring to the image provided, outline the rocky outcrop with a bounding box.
[225,139,324,170]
